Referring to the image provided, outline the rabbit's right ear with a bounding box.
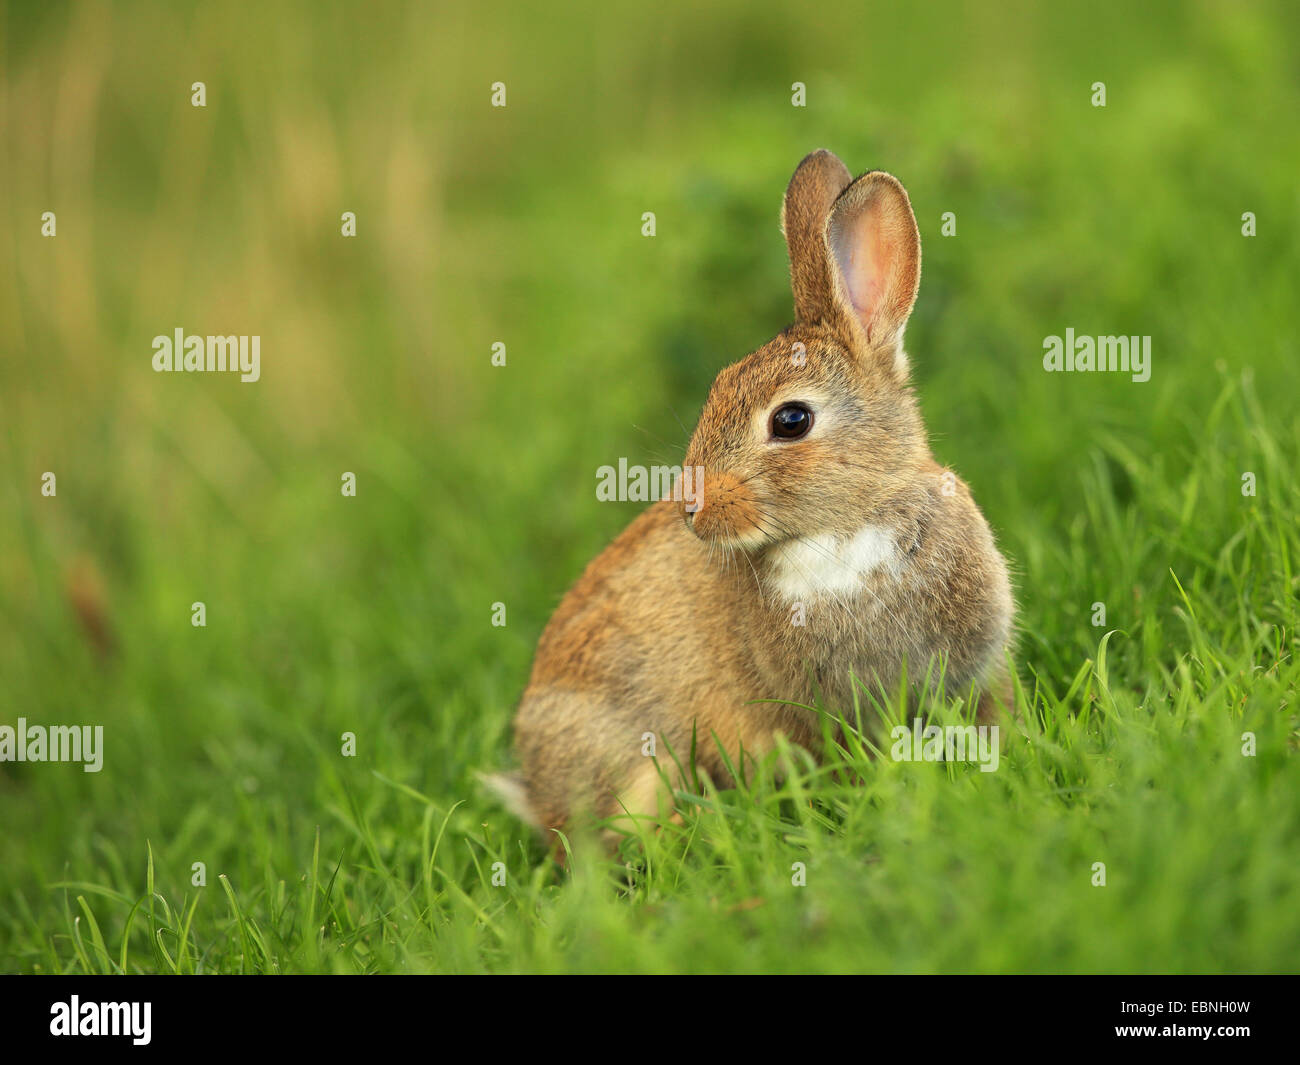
[824,171,921,377]
[782,149,853,325]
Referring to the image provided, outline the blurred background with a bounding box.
[1,0,1297,972]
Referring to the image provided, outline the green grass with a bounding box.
[1,0,1297,974]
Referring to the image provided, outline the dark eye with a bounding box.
[770,403,813,440]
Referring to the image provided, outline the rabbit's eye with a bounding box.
[771,403,813,440]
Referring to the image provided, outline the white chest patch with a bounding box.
[767,524,900,602]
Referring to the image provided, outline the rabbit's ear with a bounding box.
[782,150,853,325]
[825,171,921,376]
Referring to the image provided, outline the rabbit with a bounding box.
[486,149,1015,842]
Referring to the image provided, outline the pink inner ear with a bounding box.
[837,208,895,340]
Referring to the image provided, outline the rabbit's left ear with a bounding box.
[782,150,853,326]
[825,171,921,378]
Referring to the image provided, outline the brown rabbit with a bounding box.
[487,150,1014,840]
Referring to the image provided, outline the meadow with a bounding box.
[1,0,1297,973]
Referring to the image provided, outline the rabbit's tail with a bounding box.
[477,770,542,827]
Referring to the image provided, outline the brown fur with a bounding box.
[496,151,1016,837]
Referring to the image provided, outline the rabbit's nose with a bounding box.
[686,470,762,545]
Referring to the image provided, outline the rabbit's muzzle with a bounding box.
[681,470,767,548]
